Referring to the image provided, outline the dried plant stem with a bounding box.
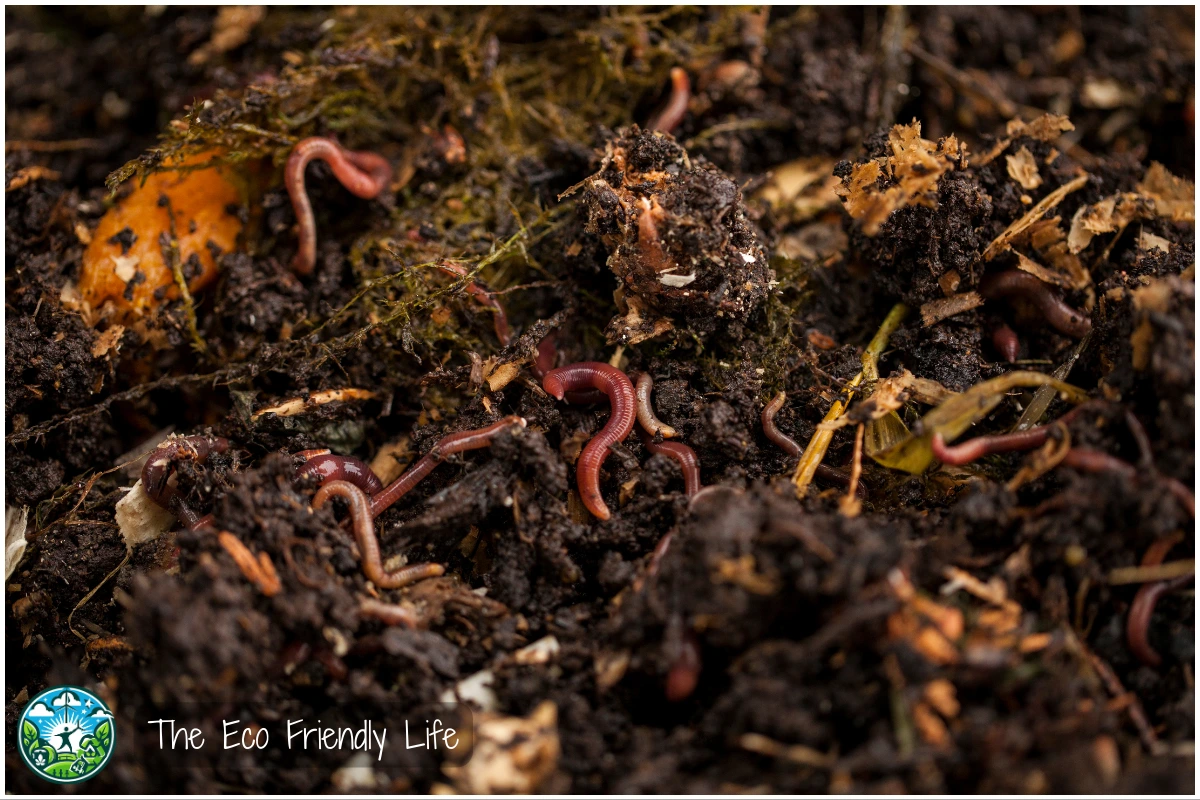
[794,304,908,497]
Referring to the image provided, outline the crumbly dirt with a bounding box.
[5,7,1195,794]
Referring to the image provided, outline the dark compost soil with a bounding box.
[5,6,1195,794]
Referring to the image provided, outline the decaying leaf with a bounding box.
[90,324,125,358]
[1129,273,1193,371]
[836,120,966,236]
[869,371,1089,474]
[188,6,267,65]
[1014,251,1074,289]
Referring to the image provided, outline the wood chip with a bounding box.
[982,173,1088,261]
[920,291,983,326]
[6,165,61,191]
[253,388,378,419]
[1006,146,1042,190]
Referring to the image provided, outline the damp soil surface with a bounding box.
[5,7,1196,794]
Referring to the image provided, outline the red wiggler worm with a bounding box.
[992,323,1021,363]
[638,428,702,497]
[370,416,527,518]
[931,428,1057,465]
[532,331,606,404]
[979,270,1092,338]
[1127,534,1192,667]
[295,453,384,495]
[436,262,513,345]
[647,67,691,134]
[359,597,420,629]
[930,403,1099,466]
[635,372,677,438]
[313,479,446,589]
[285,137,394,275]
[542,363,636,520]
[665,629,701,702]
[141,434,230,527]
[761,392,864,495]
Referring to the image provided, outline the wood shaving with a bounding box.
[6,505,29,582]
[253,388,378,419]
[115,480,177,547]
[188,6,266,65]
[1139,231,1171,254]
[442,701,560,794]
[836,120,965,235]
[981,173,1088,261]
[1006,146,1042,190]
[1137,161,1195,222]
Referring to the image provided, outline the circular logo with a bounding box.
[18,685,115,784]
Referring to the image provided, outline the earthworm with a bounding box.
[285,136,394,275]
[932,428,1057,465]
[312,647,349,682]
[187,513,215,532]
[1060,446,1137,477]
[141,435,230,526]
[979,270,1092,338]
[637,199,671,272]
[436,262,512,345]
[647,67,691,134]
[992,323,1021,363]
[359,597,419,629]
[647,531,675,579]
[931,403,1097,466]
[216,530,282,596]
[370,415,527,518]
[1123,410,1154,468]
[635,372,677,438]
[531,331,606,404]
[761,392,864,496]
[531,332,558,380]
[281,536,327,590]
[638,428,701,497]
[313,479,446,589]
[543,363,636,520]
[1060,447,1194,517]
[665,629,701,702]
[1127,534,1192,667]
[295,453,383,495]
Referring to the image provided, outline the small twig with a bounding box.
[839,424,865,517]
[68,545,132,643]
[1109,559,1195,585]
[1081,640,1163,755]
[157,195,208,355]
[5,138,102,153]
